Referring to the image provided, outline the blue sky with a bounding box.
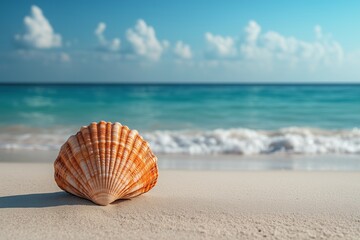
[1,0,360,83]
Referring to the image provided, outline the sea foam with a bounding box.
[144,127,360,155]
[1,126,360,155]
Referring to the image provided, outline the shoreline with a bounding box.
[1,150,360,171]
[0,162,359,239]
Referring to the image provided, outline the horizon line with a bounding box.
[1,82,360,86]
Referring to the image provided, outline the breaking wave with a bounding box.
[1,126,360,155]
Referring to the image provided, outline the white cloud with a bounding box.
[240,20,344,66]
[14,50,71,63]
[174,41,192,59]
[126,19,168,61]
[314,25,323,40]
[245,20,261,44]
[15,5,62,49]
[205,32,237,58]
[240,21,267,60]
[94,22,121,52]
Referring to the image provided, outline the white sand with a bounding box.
[0,162,360,239]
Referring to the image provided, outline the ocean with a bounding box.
[1,84,360,155]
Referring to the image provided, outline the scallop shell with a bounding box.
[54,121,158,206]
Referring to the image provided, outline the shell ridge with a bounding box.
[111,131,138,197]
[109,123,122,193]
[133,152,158,194]
[55,167,85,198]
[61,142,91,198]
[76,131,97,192]
[79,127,99,190]
[122,168,158,198]
[67,135,94,193]
[98,121,106,188]
[116,149,156,198]
[107,124,124,194]
[104,122,112,190]
[108,125,129,194]
[89,123,102,194]
[112,128,134,197]
[123,175,157,199]
[55,154,87,198]
[107,122,120,191]
[54,157,71,193]
[83,126,101,192]
[112,133,143,198]
[124,156,158,198]
[113,136,148,197]
[60,144,84,193]
[122,169,157,199]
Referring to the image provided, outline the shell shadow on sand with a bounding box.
[0,192,129,208]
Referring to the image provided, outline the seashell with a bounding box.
[54,121,158,206]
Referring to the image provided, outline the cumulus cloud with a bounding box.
[245,20,261,44]
[94,22,121,52]
[126,19,168,60]
[174,41,192,59]
[240,21,265,59]
[15,5,62,49]
[205,32,237,58]
[240,20,344,66]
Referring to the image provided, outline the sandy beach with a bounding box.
[2,1,360,239]
[1,162,359,239]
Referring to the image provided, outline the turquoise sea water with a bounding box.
[0,84,359,154]
[1,84,359,130]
